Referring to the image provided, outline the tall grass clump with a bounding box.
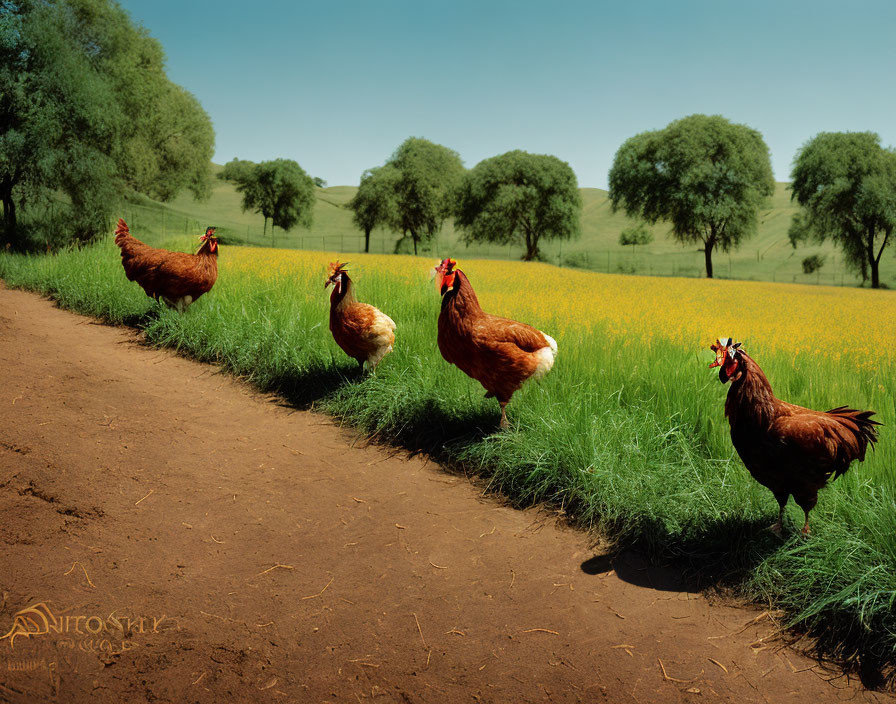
[1,240,894,686]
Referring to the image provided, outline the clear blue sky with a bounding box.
[118,0,896,189]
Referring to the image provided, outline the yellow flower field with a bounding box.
[224,246,896,369]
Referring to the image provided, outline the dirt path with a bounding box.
[0,285,888,704]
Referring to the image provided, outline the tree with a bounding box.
[0,0,215,249]
[0,0,118,247]
[238,159,315,244]
[802,254,825,275]
[388,137,464,255]
[454,151,581,261]
[219,158,256,184]
[790,132,895,289]
[618,222,654,250]
[349,166,398,253]
[67,0,214,203]
[313,176,327,188]
[608,114,774,278]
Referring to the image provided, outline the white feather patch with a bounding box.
[530,332,558,380]
[364,308,396,369]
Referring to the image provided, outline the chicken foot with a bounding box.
[768,502,786,537]
[499,402,509,429]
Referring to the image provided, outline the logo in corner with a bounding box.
[0,602,59,650]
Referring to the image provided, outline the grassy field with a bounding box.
[1,238,894,683]
[117,170,896,289]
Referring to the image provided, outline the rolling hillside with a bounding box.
[119,172,893,288]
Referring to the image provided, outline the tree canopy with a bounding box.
[0,0,214,249]
[235,159,315,243]
[454,150,581,261]
[219,158,257,185]
[790,132,895,289]
[608,114,774,278]
[618,222,653,248]
[348,166,399,253]
[388,137,464,255]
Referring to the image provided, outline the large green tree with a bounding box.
[237,159,315,244]
[219,158,257,185]
[348,165,398,253]
[790,132,895,289]
[388,137,464,255]
[0,0,117,246]
[454,150,581,261]
[608,114,774,278]
[0,0,214,249]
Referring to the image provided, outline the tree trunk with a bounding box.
[364,228,371,253]
[410,230,418,256]
[703,231,717,278]
[523,227,538,261]
[1,186,16,246]
[869,227,890,289]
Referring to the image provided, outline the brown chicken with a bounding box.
[114,218,218,312]
[325,261,395,372]
[710,337,880,536]
[434,258,557,428]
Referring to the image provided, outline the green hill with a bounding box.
[119,174,892,288]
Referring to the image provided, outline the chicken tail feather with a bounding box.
[826,406,882,444]
[114,218,132,247]
[825,406,881,474]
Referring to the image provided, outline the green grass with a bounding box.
[1,240,894,688]
[118,172,895,288]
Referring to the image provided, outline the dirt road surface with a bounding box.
[0,285,890,703]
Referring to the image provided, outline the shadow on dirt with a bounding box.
[579,515,894,690]
[267,365,358,409]
[581,515,783,593]
[582,549,700,593]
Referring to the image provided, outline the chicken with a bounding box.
[114,219,218,312]
[710,337,880,536]
[434,258,557,429]
[325,261,395,372]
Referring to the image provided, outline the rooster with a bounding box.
[114,219,218,312]
[710,337,880,536]
[325,261,395,372]
[434,258,557,429]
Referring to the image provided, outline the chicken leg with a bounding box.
[768,493,788,537]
